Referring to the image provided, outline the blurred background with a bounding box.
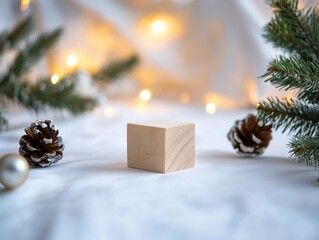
[0,0,316,116]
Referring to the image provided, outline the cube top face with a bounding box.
[127,120,195,173]
[130,120,192,129]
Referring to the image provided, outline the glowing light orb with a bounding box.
[180,93,190,104]
[20,0,30,11]
[139,89,152,102]
[50,74,60,85]
[66,54,78,67]
[206,103,216,115]
[150,20,167,34]
[103,107,114,118]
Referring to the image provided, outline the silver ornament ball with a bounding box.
[0,153,29,189]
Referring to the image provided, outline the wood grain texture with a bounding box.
[165,124,195,172]
[127,120,195,173]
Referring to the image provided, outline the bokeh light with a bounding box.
[103,107,114,118]
[20,0,30,11]
[150,20,167,34]
[50,74,60,85]
[180,93,190,104]
[139,89,152,102]
[206,103,216,115]
[66,54,78,67]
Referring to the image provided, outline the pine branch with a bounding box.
[0,28,63,91]
[259,0,319,169]
[0,15,33,55]
[262,56,319,103]
[264,12,297,54]
[4,74,96,114]
[0,111,8,132]
[289,135,319,167]
[93,55,139,81]
[264,0,319,60]
[257,97,319,136]
[0,17,97,130]
[28,75,96,114]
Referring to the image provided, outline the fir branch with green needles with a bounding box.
[0,15,32,55]
[93,55,139,81]
[264,0,319,60]
[3,73,96,114]
[0,16,97,131]
[25,74,96,114]
[257,98,319,136]
[0,28,63,90]
[262,56,319,103]
[257,0,319,168]
[289,135,319,167]
[0,15,139,131]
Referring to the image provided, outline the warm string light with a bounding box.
[92,106,115,118]
[206,103,216,115]
[133,89,153,112]
[50,74,60,85]
[256,103,261,109]
[138,14,181,46]
[103,107,114,118]
[66,54,78,67]
[20,0,30,11]
[139,89,152,102]
[179,93,190,104]
[150,20,167,35]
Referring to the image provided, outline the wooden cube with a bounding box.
[127,120,195,173]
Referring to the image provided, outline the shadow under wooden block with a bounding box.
[127,120,195,173]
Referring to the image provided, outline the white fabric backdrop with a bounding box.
[1,1,319,239]
[1,0,281,106]
[0,102,319,240]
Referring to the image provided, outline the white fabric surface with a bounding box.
[0,102,319,240]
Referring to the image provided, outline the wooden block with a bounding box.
[127,120,195,173]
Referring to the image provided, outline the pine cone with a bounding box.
[227,114,272,156]
[19,120,64,167]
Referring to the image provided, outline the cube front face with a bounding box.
[127,121,195,173]
[127,124,166,173]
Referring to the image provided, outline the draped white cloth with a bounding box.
[0,102,319,240]
[1,0,317,105]
[1,1,319,239]
[1,0,280,106]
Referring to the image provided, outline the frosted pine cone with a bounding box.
[227,114,272,156]
[19,120,64,167]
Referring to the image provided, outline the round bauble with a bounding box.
[0,153,29,189]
